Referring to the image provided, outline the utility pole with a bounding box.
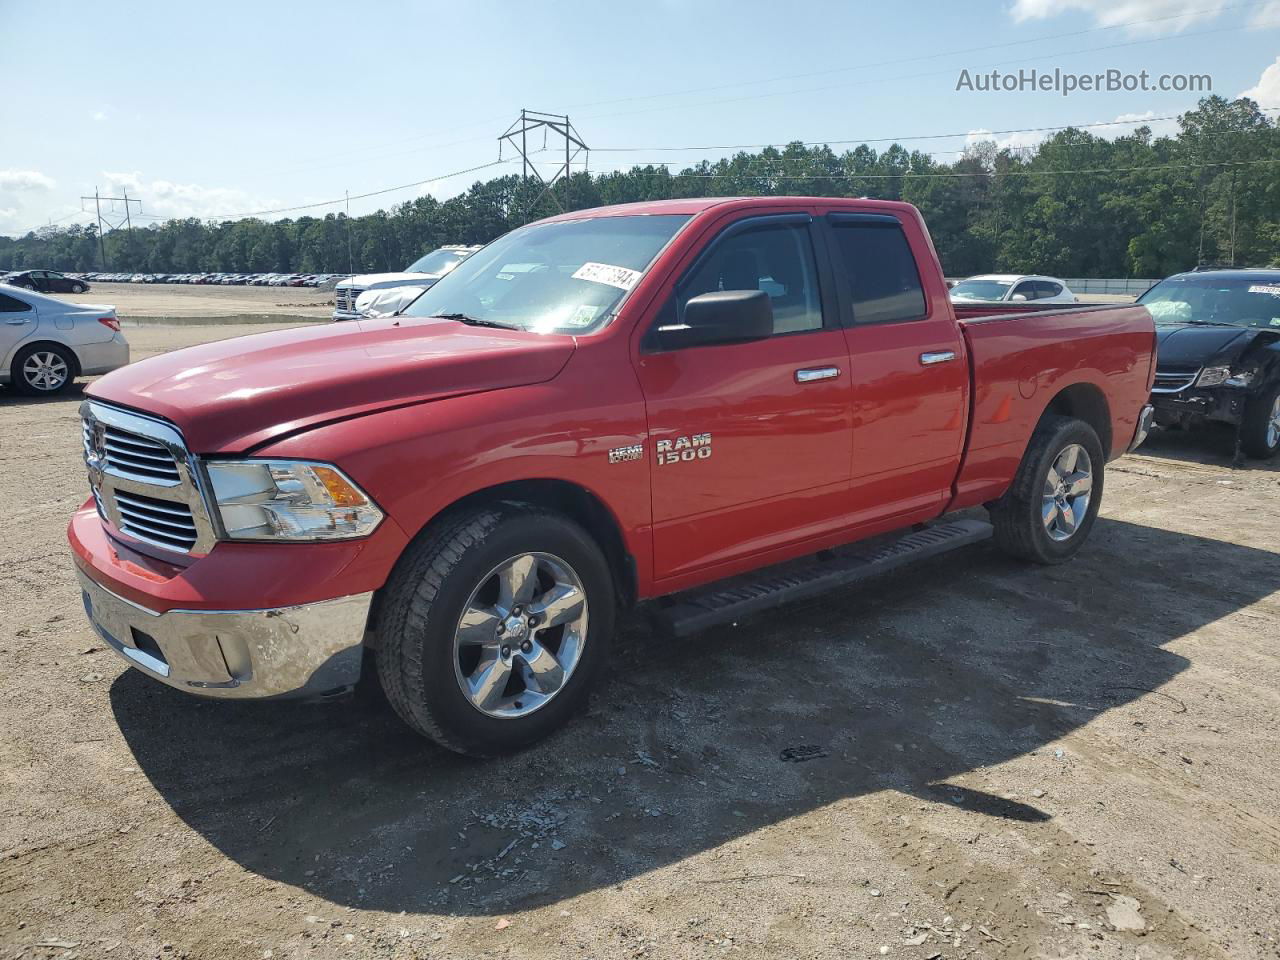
[81,187,142,271]
[498,110,588,217]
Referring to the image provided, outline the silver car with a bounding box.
[0,284,130,395]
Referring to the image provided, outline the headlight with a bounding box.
[204,459,383,541]
[1195,365,1230,388]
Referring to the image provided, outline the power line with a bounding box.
[580,18,1279,123]
[571,1,1269,112]
[191,158,513,222]
[653,157,1280,181]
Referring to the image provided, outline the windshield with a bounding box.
[402,214,691,334]
[1138,276,1280,328]
[950,279,1013,301]
[405,248,469,276]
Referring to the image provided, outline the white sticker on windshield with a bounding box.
[1248,284,1280,297]
[573,261,642,291]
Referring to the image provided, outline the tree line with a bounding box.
[2,96,1276,279]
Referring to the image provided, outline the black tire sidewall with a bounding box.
[12,343,74,395]
[409,511,614,754]
[1240,383,1280,459]
[1023,420,1105,562]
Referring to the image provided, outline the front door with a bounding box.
[635,214,854,583]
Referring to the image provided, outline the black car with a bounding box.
[1141,269,1280,458]
[4,270,90,294]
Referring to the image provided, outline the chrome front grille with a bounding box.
[113,490,199,551]
[80,401,217,556]
[1152,368,1200,394]
[334,287,364,313]
[82,420,181,484]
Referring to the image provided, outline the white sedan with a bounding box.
[949,274,1077,305]
[0,284,130,396]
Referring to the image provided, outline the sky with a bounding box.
[2,0,1278,239]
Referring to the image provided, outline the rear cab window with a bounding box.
[826,215,927,324]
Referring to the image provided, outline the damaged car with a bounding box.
[1141,269,1280,459]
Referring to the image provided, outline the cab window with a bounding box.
[676,222,823,335]
[828,220,927,324]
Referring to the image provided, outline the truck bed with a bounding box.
[950,303,1156,511]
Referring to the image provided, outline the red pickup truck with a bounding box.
[69,197,1156,755]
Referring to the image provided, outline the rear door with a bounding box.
[823,212,968,525]
[636,212,854,582]
[0,290,37,365]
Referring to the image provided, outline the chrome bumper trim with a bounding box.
[75,568,372,699]
[1128,404,1155,452]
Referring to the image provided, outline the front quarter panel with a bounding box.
[254,338,655,594]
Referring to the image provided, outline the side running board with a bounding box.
[652,518,993,638]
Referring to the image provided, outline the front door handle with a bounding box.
[795,366,841,383]
[920,351,956,366]
[5,318,32,325]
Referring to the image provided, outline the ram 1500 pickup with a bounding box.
[69,197,1157,755]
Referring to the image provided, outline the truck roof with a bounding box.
[536,196,920,222]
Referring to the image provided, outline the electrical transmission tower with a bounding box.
[498,110,589,215]
[80,187,142,270]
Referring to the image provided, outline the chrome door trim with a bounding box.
[795,366,841,383]
[920,351,957,365]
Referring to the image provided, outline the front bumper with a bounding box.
[1151,387,1247,427]
[76,567,372,699]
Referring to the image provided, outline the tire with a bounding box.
[71,283,86,294]
[11,343,76,396]
[1239,383,1280,459]
[989,415,1105,565]
[375,502,615,756]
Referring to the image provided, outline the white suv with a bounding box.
[332,245,481,321]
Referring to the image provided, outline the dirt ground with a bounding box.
[61,283,334,323]
[1,321,1278,960]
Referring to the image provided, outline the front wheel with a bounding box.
[12,343,76,396]
[989,415,1105,565]
[1239,384,1280,459]
[375,503,615,756]
[70,283,87,294]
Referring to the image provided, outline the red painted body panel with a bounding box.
[69,197,1156,610]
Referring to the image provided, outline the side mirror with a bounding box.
[355,285,428,319]
[654,290,773,350]
[1010,293,1029,302]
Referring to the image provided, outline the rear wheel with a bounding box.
[1239,384,1280,459]
[70,282,87,294]
[12,343,75,396]
[375,503,615,756]
[990,415,1105,565]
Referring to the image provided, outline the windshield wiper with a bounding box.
[430,312,523,331]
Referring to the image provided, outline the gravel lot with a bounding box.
[1,319,1278,960]
[61,282,333,323]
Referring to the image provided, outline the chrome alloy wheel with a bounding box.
[453,552,589,719]
[1041,443,1093,542]
[1267,394,1280,450]
[23,351,69,392]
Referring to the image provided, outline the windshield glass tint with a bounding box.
[1139,276,1280,328]
[403,215,691,333]
[405,249,467,275]
[950,279,1012,301]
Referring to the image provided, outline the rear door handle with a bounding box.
[5,318,32,325]
[795,366,841,383]
[920,351,956,366]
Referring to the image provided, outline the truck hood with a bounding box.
[1154,323,1252,367]
[86,316,575,452]
[337,272,444,290]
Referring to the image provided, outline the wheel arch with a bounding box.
[8,338,82,381]
[1039,381,1112,457]
[369,478,638,645]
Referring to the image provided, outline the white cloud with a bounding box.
[100,171,274,221]
[0,169,56,194]
[1010,0,1229,34]
[964,127,1050,153]
[1108,109,1181,137]
[1251,0,1280,25]
[1239,55,1280,107]
[92,110,108,122]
